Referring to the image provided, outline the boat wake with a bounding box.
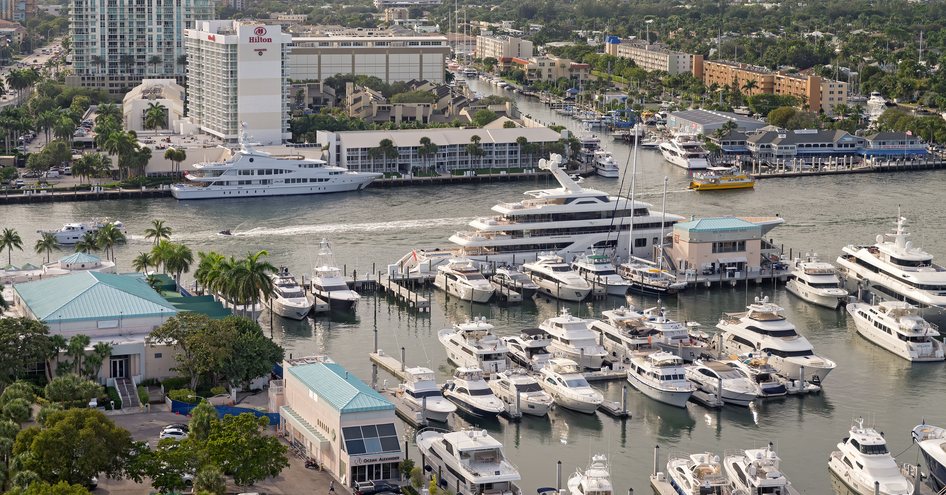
[230,217,477,238]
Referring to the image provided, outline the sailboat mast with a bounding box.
[627,125,639,261]
[658,176,668,272]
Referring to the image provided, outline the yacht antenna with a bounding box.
[627,125,640,261]
[657,176,668,273]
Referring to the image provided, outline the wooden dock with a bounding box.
[689,390,724,409]
[748,157,946,179]
[380,390,428,428]
[377,275,430,311]
[649,474,677,495]
[369,350,410,381]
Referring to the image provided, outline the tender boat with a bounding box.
[717,297,836,384]
[912,423,946,492]
[837,213,946,326]
[626,351,694,408]
[540,309,608,370]
[502,328,552,371]
[438,317,509,374]
[846,300,945,362]
[310,239,360,310]
[523,255,594,302]
[619,258,686,296]
[724,443,800,495]
[266,266,313,320]
[397,367,456,423]
[441,367,505,418]
[567,454,613,495]
[658,135,710,170]
[723,355,788,398]
[537,358,603,414]
[593,150,620,178]
[488,369,553,417]
[785,254,848,309]
[828,418,914,495]
[685,360,758,407]
[39,219,126,245]
[434,258,495,303]
[571,253,633,296]
[415,429,521,495]
[491,266,539,298]
[688,166,754,191]
[666,452,731,494]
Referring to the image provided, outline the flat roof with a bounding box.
[674,217,760,233]
[331,126,561,149]
[670,109,762,127]
[288,362,393,413]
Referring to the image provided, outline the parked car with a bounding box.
[159,427,188,441]
[163,423,190,433]
[354,481,401,495]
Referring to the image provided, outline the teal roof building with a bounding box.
[287,362,393,413]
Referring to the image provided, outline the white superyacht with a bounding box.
[397,367,456,423]
[828,419,913,495]
[846,300,945,362]
[434,258,495,303]
[658,135,710,170]
[487,369,553,417]
[724,443,800,495]
[568,454,613,495]
[415,429,521,495]
[626,351,694,408]
[571,252,633,296]
[266,267,313,320]
[537,358,603,414]
[524,255,594,302]
[171,125,380,200]
[785,254,849,309]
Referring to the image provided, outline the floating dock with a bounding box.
[380,389,428,428]
[735,156,946,179]
[689,390,724,409]
[649,473,677,495]
[369,350,410,382]
[491,282,523,304]
[377,275,430,311]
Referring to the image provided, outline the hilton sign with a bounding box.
[248,26,272,43]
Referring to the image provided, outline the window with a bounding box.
[154,353,162,358]
[342,423,400,456]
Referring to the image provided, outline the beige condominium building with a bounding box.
[184,20,292,145]
[509,55,590,83]
[603,36,702,76]
[289,33,450,84]
[475,35,533,60]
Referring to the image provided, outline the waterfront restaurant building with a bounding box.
[668,217,781,278]
[272,357,403,486]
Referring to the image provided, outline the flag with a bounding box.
[411,249,418,261]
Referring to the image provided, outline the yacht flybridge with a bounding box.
[828,419,913,495]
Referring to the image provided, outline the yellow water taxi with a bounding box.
[688,166,755,191]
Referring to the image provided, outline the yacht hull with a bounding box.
[171,177,377,200]
[786,280,847,309]
[268,298,312,320]
[549,345,606,370]
[550,395,599,414]
[838,260,946,327]
[434,274,494,303]
[722,340,835,384]
[626,373,690,408]
[444,395,502,418]
[919,449,946,491]
[595,166,620,178]
[312,290,359,311]
[405,399,453,423]
[490,388,551,417]
[828,454,913,495]
[534,281,591,302]
[847,306,945,362]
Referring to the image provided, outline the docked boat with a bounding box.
[717,297,837,384]
[488,369,553,417]
[846,300,945,362]
[724,355,787,398]
[523,255,593,302]
[618,258,686,296]
[658,135,710,170]
[639,135,659,149]
[912,423,946,492]
[640,306,711,362]
[415,429,521,495]
[828,418,913,495]
[540,309,608,370]
[438,317,509,374]
[593,150,620,178]
[867,91,889,121]
[837,213,946,325]
[589,307,651,359]
[626,351,694,408]
[567,454,613,495]
[441,368,505,418]
[171,125,379,200]
[571,253,632,296]
[397,367,456,423]
[39,219,126,245]
[310,239,360,310]
[434,258,494,303]
[785,254,848,309]
[502,328,552,371]
[684,360,758,407]
[724,444,800,495]
[491,266,539,298]
[537,358,603,414]
[688,166,754,191]
[665,452,731,495]
[266,267,313,320]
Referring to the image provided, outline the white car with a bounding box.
[159,427,188,441]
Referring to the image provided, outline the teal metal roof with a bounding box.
[14,272,177,322]
[58,252,101,264]
[288,363,393,414]
[674,217,759,233]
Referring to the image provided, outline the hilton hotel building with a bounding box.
[184,20,291,144]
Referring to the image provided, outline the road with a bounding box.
[0,37,65,109]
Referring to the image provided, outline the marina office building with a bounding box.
[668,217,782,278]
[184,20,292,145]
[317,126,563,173]
[289,33,450,84]
[270,356,403,485]
[604,36,703,76]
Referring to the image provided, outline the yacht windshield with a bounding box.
[516,382,543,393]
[808,282,841,289]
[551,265,572,272]
[747,326,798,338]
[565,378,589,387]
[859,443,889,455]
[318,284,350,292]
[408,389,441,399]
[468,388,493,396]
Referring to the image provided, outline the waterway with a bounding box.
[2,77,945,493]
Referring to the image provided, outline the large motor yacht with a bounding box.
[171,125,380,199]
[724,443,800,495]
[397,367,457,423]
[593,150,620,178]
[626,351,694,408]
[717,297,837,384]
[640,305,710,362]
[491,266,539,298]
[618,258,686,296]
[441,368,505,418]
[846,300,945,362]
[589,307,651,360]
[433,259,495,303]
[415,429,521,495]
[438,318,509,374]
[567,454,613,495]
[684,359,758,407]
[39,219,126,245]
[523,255,594,302]
[837,214,946,325]
[571,253,633,296]
[537,358,603,414]
[502,328,553,371]
[310,238,360,310]
[487,369,553,417]
[658,135,710,170]
[266,267,313,320]
[665,452,731,495]
[540,309,608,370]
[828,419,914,495]
[912,422,946,492]
[785,254,849,309]
[724,355,788,398]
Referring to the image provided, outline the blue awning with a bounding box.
[859,149,929,156]
[721,146,749,153]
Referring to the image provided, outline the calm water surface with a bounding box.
[2,78,945,493]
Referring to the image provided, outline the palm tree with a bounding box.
[0,228,23,265]
[87,342,113,379]
[372,139,399,172]
[74,231,99,254]
[150,239,173,273]
[147,55,162,74]
[34,232,58,264]
[131,252,152,273]
[143,102,168,135]
[53,113,77,145]
[46,334,68,379]
[231,250,275,317]
[103,131,137,179]
[35,110,56,143]
[194,251,225,294]
[742,79,759,95]
[144,219,172,246]
[95,103,121,125]
[465,135,484,169]
[417,137,439,173]
[96,223,126,262]
[163,148,186,175]
[64,334,91,376]
[163,242,193,287]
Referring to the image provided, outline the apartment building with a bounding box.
[510,55,590,83]
[184,20,292,144]
[699,60,848,115]
[475,35,533,60]
[289,33,449,84]
[0,0,33,22]
[603,36,702,76]
[66,0,213,94]
[372,0,441,8]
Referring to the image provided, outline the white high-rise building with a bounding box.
[67,0,213,94]
[184,20,291,145]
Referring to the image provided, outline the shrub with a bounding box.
[106,386,122,410]
[403,486,420,495]
[162,376,189,390]
[137,385,149,405]
[168,388,199,404]
[210,386,227,397]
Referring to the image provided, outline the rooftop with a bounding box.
[331,126,561,148]
[58,252,102,264]
[14,272,178,322]
[288,362,393,413]
[674,217,760,233]
[669,109,763,127]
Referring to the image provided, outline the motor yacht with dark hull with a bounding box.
[913,423,946,492]
[441,367,505,418]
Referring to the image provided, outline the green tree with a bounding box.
[217,317,284,390]
[143,102,168,135]
[192,464,226,495]
[95,223,126,262]
[389,91,436,104]
[163,148,186,175]
[0,318,51,385]
[417,136,438,172]
[472,109,499,127]
[1,227,23,265]
[62,335,91,378]
[371,138,399,172]
[43,374,100,408]
[163,242,193,287]
[3,398,32,424]
[73,232,98,254]
[131,252,152,273]
[205,414,287,486]
[148,313,221,390]
[141,439,198,494]
[34,232,58,264]
[188,401,218,443]
[465,135,485,169]
[3,480,93,495]
[94,103,120,126]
